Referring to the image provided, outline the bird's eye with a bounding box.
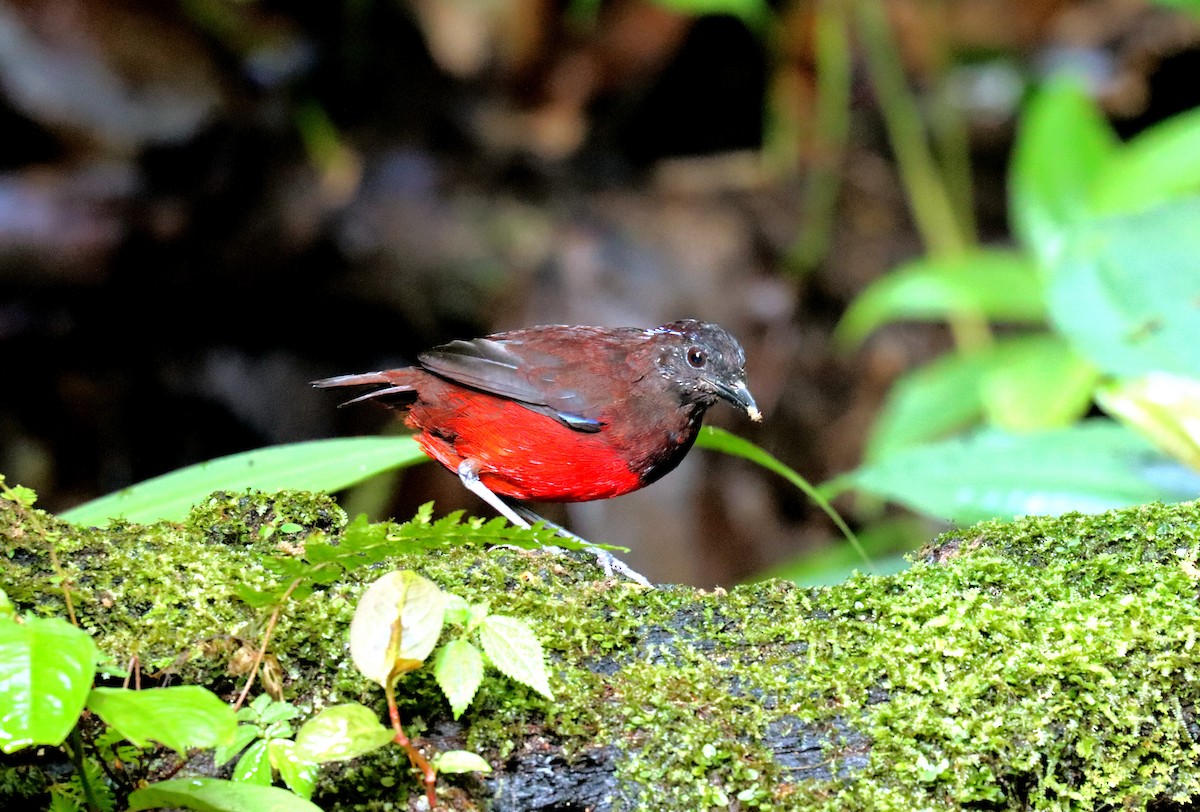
[686,347,706,368]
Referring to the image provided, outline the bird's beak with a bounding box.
[712,379,763,422]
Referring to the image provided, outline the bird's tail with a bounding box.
[311,369,421,406]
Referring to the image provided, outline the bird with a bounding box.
[313,319,761,582]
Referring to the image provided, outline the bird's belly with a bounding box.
[408,395,650,502]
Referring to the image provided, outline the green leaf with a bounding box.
[754,517,925,586]
[433,749,493,774]
[61,436,427,526]
[696,426,868,567]
[213,724,260,767]
[1010,79,1116,264]
[433,639,485,719]
[87,686,236,755]
[0,616,97,753]
[293,703,394,763]
[647,0,771,29]
[477,615,554,700]
[127,777,324,812]
[835,420,1200,524]
[979,334,1098,432]
[233,739,272,785]
[835,250,1045,348]
[1091,105,1200,214]
[1047,197,1200,379]
[349,570,447,686]
[1096,372,1200,471]
[268,739,319,800]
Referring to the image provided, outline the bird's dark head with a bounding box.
[651,320,761,421]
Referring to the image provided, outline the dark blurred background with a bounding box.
[1,0,1197,584]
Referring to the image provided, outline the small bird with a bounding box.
[314,320,760,581]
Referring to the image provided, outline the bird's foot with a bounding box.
[508,502,652,587]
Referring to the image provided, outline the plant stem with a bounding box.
[385,679,437,808]
[234,575,306,710]
[67,727,102,812]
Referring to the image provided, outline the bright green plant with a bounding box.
[830,79,1200,523]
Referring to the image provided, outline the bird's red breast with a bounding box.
[314,320,759,503]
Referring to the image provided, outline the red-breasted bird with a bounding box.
[314,320,760,581]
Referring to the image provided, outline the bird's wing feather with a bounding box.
[419,337,604,432]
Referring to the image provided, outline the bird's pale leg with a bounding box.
[456,460,651,587]
[508,504,652,588]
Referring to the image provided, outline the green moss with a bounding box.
[4,493,1200,810]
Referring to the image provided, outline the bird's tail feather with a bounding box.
[311,370,419,407]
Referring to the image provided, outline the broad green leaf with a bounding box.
[87,686,236,755]
[61,436,427,526]
[835,250,1045,348]
[753,517,926,586]
[213,724,260,767]
[0,616,97,753]
[293,703,394,763]
[349,570,446,686]
[1047,196,1200,379]
[268,739,319,800]
[477,615,554,700]
[233,739,272,785]
[1097,372,1200,471]
[127,777,323,812]
[1010,79,1116,265]
[433,749,493,774]
[980,335,1098,431]
[834,420,1200,524]
[433,639,485,719]
[1092,105,1200,214]
[648,0,771,29]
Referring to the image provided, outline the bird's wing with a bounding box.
[418,336,605,432]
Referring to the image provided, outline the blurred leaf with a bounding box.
[233,739,271,785]
[1011,79,1116,265]
[697,426,867,566]
[293,703,393,764]
[268,739,318,800]
[834,420,1200,524]
[980,335,1098,432]
[477,615,554,700]
[647,0,772,29]
[1097,372,1200,471]
[1092,106,1200,214]
[61,437,427,527]
[433,750,493,774]
[0,616,96,753]
[87,686,236,755]
[1048,196,1200,379]
[349,571,446,686]
[128,778,323,812]
[433,639,485,719]
[835,250,1045,348]
[754,517,927,586]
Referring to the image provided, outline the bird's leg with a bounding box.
[508,503,652,588]
[456,460,533,528]
[455,460,652,586]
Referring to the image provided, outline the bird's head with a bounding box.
[652,320,761,422]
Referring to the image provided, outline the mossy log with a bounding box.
[3,490,1200,811]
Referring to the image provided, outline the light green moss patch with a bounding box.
[4,492,1200,810]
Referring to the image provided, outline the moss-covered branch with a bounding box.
[3,491,1200,810]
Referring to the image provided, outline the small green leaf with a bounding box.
[432,749,493,774]
[1097,372,1200,471]
[127,777,324,812]
[213,724,260,767]
[0,616,97,753]
[87,686,236,755]
[836,420,1200,524]
[268,739,319,800]
[979,335,1098,432]
[293,703,394,763]
[349,571,447,686]
[61,436,427,526]
[442,593,471,625]
[1010,78,1116,264]
[1091,105,1200,215]
[433,639,485,719]
[477,615,554,699]
[835,250,1045,348]
[233,739,272,785]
